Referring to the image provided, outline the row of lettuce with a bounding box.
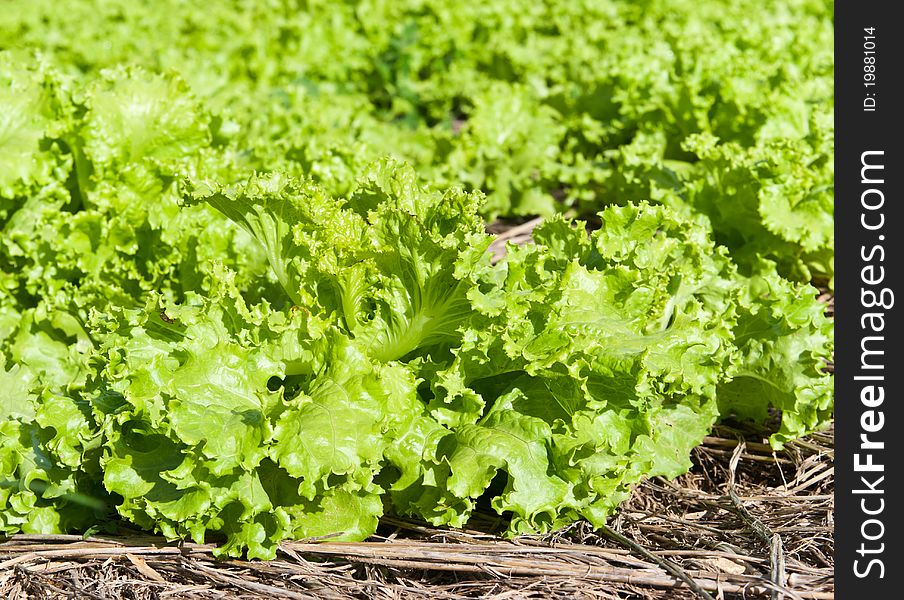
[1,0,832,560]
[2,0,834,283]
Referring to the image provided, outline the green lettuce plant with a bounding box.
[0,7,833,560]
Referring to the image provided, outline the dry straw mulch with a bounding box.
[2,220,834,599]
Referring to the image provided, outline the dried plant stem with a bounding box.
[597,524,715,600]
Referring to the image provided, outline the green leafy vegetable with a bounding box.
[1,0,834,282]
[0,0,832,561]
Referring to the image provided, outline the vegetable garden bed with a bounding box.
[2,1,834,597]
[2,217,834,598]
